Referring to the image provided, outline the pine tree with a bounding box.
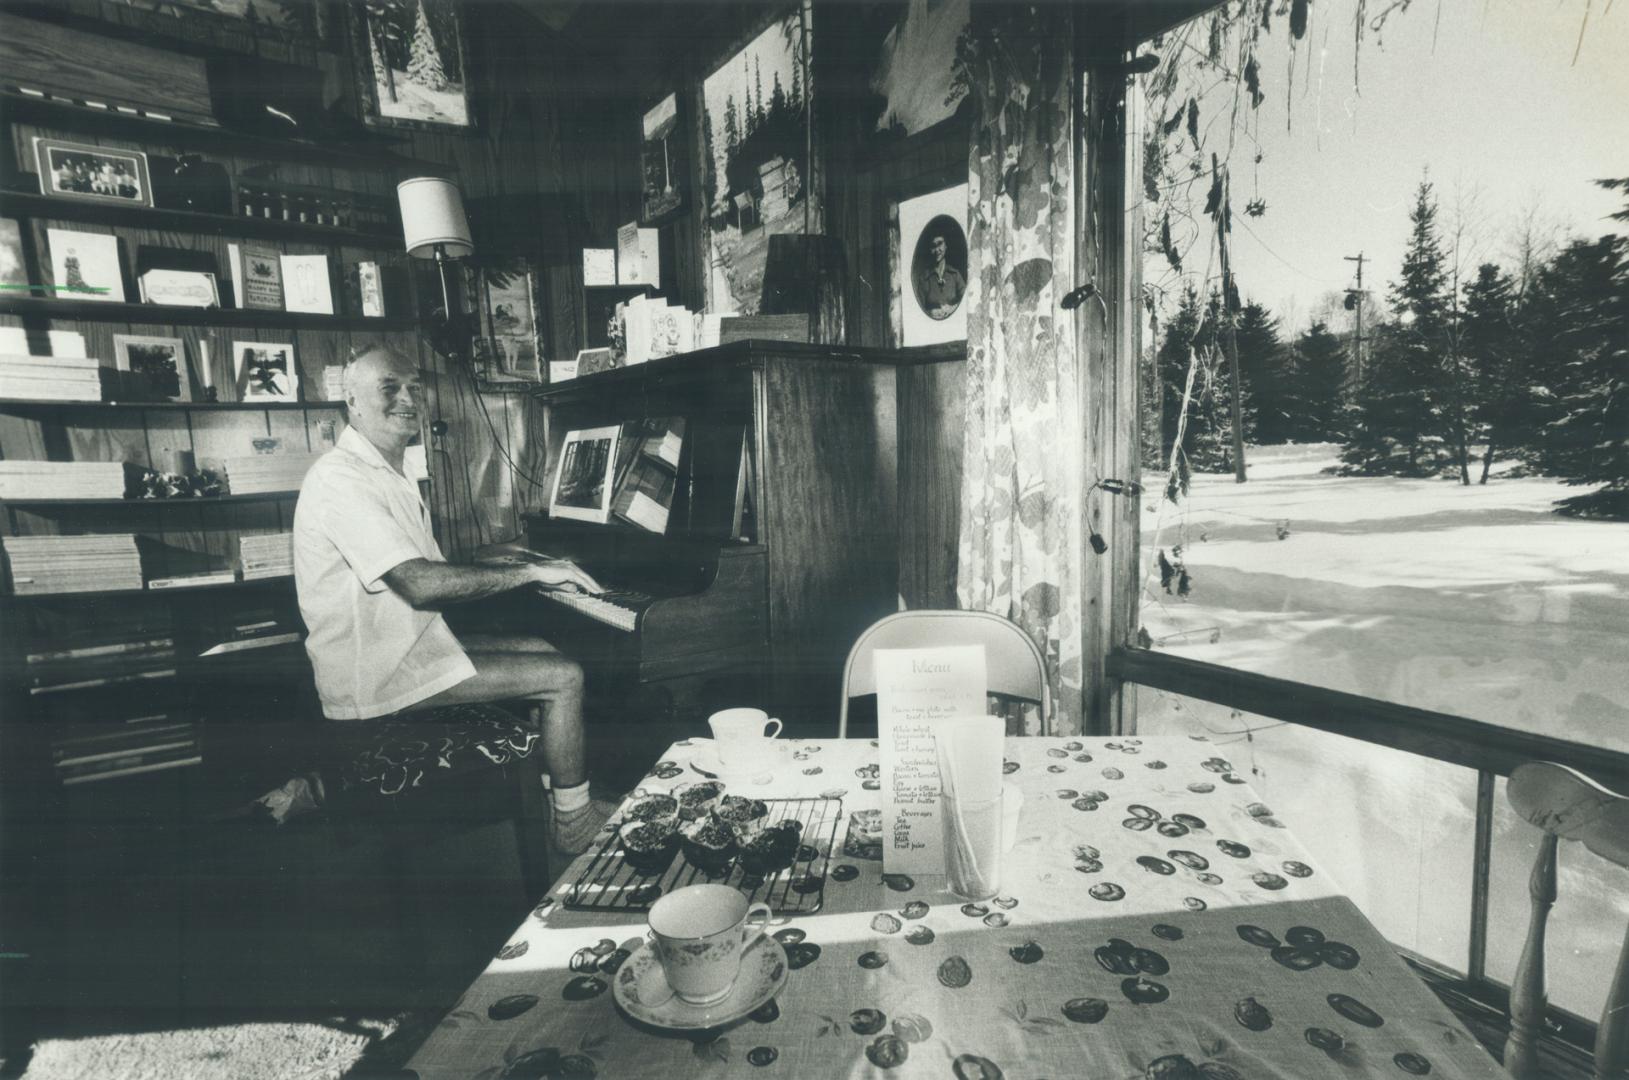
[790,53,803,111]
[1233,301,1285,443]
[1286,320,1347,442]
[771,71,787,122]
[1461,263,1522,482]
[754,56,765,127]
[369,17,395,102]
[724,95,740,156]
[1341,179,1454,475]
[1528,232,1629,517]
[1156,287,1239,472]
[406,0,448,92]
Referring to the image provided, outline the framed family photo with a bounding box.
[897,183,969,347]
[349,0,472,131]
[34,139,153,208]
[114,335,191,402]
[234,341,299,402]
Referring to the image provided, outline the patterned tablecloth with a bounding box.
[407,736,1506,1079]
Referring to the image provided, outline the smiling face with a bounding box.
[344,347,423,462]
[930,235,947,265]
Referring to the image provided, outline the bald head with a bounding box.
[343,346,423,467]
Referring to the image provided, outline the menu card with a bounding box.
[876,645,987,876]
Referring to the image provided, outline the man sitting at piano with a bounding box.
[291,343,616,854]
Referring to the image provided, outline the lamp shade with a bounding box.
[397,177,473,260]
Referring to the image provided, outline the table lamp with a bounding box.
[397,176,474,359]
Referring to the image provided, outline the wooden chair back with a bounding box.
[837,609,1049,736]
[1504,761,1629,1080]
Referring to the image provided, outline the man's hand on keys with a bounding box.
[525,557,603,595]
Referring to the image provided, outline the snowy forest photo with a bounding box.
[356,0,468,128]
[1130,0,1627,1025]
[700,14,810,314]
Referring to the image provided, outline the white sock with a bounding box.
[552,780,590,815]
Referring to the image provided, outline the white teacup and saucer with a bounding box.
[689,708,783,785]
[611,884,788,1030]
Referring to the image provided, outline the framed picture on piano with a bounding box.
[550,425,621,524]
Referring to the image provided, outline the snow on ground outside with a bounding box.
[1135,444,1629,1020]
[378,70,468,126]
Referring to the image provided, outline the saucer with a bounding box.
[689,743,776,786]
[612,935,787,1030]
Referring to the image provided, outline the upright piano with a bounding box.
[469,341,932,732]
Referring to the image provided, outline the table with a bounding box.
[407,737,1507,1079]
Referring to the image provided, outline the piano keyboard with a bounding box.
[538,588,652,633]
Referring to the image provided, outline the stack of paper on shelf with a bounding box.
[26,631,178,696]
[619,295,701,366]
[201,605,304,655]
[0,353,107,402]
[51,714,200,785]
[0,460,135,500]
[237,532,294,580]
[3,533,143,594]
[222,453,321,494]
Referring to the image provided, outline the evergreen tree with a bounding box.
[1233,301,1286,443]
[1155,287,1239,471]
[1341,179,1455,476]
[1527,231,1629,517]
[406,0,448,91]
[790,52,803,111]
[754,56,765,127]
[1286,319,1347,442]
[771,72,787,122]
[1460,263,1524,482]
[724,95,740,156]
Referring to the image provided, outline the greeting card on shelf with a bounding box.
[228,243,284,310]
[876,645,987,876]
[45,228,123,303]
[278,253,333,315]
[582,248,616,287]
[615,221,659,286]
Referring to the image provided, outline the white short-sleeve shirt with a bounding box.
[293,425,475,719]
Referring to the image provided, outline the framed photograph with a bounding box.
[898,183,969,347]
[478,257,543,380]
[114,335,190,402]
[34,139,153,208]
[550,425,620,524]
[349,0,472,131]
[234,341,299,402]
[640,92,686,225]
[700,9,814,315]
[45,228,124,303]
[139,270,220,308]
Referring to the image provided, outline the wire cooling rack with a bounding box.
[563,796,844,914]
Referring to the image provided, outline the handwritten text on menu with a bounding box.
[875,645,987,876]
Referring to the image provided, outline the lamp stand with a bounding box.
[424,242,473,363]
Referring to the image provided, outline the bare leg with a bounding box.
[417,635,587,787]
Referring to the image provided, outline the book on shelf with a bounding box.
[58,743,201,785]
[222,453,320,495]
[27,635,174,665]
[0,460,137,500]
[147,569,239,589]
[30,667,178,695]
[200,607,303,656]
[228,242,285,310]
[55,734,197,770]
[3,533,143,594]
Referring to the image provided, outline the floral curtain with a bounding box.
[956,2,1084,734]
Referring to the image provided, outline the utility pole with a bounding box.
[1217,171,1247,483]
[1343,252,1367,385]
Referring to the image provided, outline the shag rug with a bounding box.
[17,1010,438,1080]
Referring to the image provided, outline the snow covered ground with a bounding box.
[377,69,468,127]
[1135,444,1629,1019]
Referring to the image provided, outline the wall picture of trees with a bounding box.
[700,12,813,315]
[350,0,470,130]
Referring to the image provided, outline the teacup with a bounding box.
[648,883,772,1004]
[708,707,783,774]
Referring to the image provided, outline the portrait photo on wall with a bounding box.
[898,183,969,346]
[550,425,621,524]
[349,0,471,130]
[34,139,152,209]
[233,340,298,402]
[114,334,190,402]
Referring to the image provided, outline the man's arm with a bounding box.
[384,557,602,610]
